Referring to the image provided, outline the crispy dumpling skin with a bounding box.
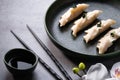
[97,27,120,54]
[83,19,116,43]
[59,3,89,27]
[71,10,103,37]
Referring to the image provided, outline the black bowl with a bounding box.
[3,48,38,76]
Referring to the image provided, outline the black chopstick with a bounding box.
[26,25,72,80]
[10,30,63,80]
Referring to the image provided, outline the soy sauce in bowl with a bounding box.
[8,58,33,70]
[4,48,38,76]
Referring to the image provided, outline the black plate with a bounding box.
[45,0,120,61]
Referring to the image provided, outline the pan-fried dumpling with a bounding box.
[71,10,103,37]
[97,27,120,54]
[59,3,89,27]
[83,19,116,43]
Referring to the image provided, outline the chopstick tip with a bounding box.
[26,24,29,28]
[10,30,13,33]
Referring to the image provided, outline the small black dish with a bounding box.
[3,48,38,76]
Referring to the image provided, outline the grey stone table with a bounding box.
[0,0,120,80]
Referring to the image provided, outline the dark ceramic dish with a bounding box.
[4,48,38,76]
[45,0,120,61]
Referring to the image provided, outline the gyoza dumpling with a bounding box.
[59,3,89,27]
[71,10,103,37]
[97,27,120,54]
[83,19,116,43]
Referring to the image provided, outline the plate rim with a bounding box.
[44,0,120,59]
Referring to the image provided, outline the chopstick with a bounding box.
[10,30,63,80]
[26,25,72,80]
